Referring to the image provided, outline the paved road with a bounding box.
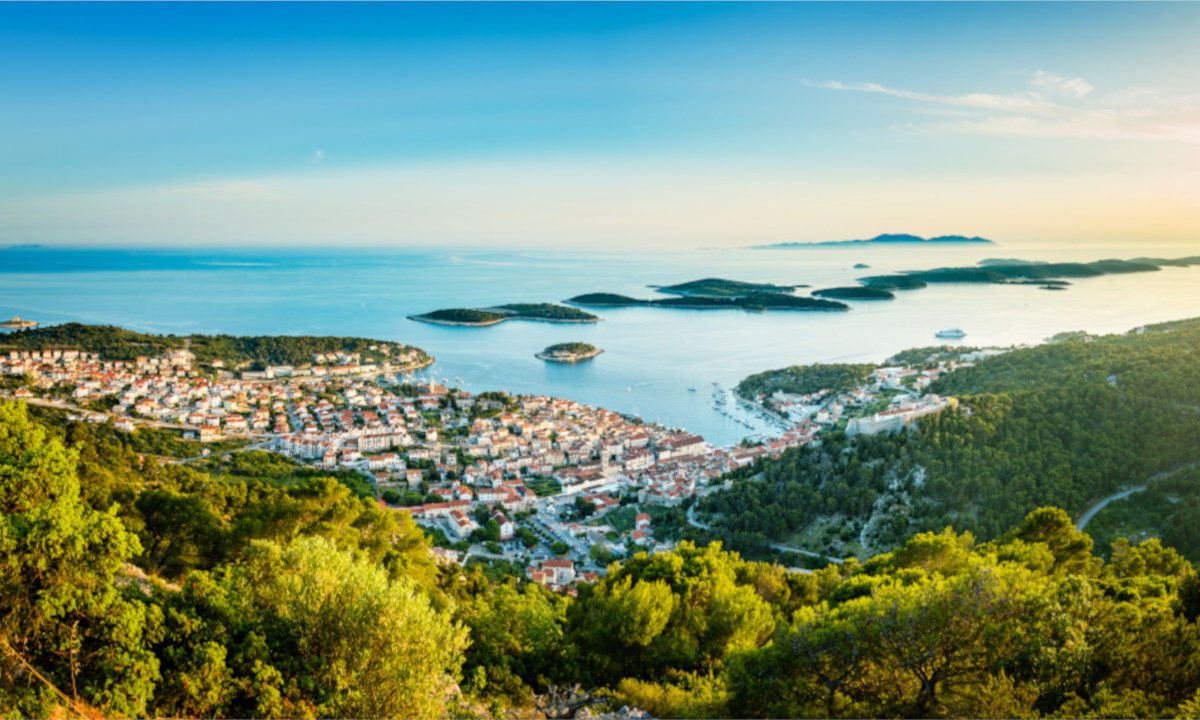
[1075,486,1147,532]
[1075,459,1200,531]
[7,395,201,431]
[171,438,276,465]
[686,499,841,565]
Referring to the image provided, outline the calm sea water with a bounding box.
[4,242,1200,446]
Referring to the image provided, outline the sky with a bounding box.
[1,2,1198,250]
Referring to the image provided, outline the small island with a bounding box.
[568,292,848,312]
[536,342,602,363]
[654,277,803,298]
[856,275,929,291]
[1,315,38,329]
[812,286,895,300]
[409,303,599,327]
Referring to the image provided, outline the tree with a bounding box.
[152,536,467,718]
[863,566,1031,715]
[0,400,160,717]
[568,542,774,685]
[459,583,567,706]
[1009,507,1098,575]
[590,544,616,565]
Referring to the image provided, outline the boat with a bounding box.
[687,387,697,392]
[935,328,966,339]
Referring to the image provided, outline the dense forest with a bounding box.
[703,317,1200,560]
[5,399,1200,719]
[0,323,426,369]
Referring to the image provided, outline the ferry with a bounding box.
[935,328,966,339]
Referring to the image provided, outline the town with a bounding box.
[0,340,1001,591]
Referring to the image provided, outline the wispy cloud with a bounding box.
[803,79,1061,114]
[162,179,282,201]
[805,71,1200,144]
[310,149,328,164]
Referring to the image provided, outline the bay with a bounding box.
[4,242,1200,446]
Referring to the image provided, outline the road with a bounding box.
[1075,458,1200,531]
[685,499,841,565]
[171,438,276,465]
[7,395,202,431]
[1075,486,1146,532]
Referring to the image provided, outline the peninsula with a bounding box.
[536,342,602,363]
[409,303,599,327]
[755,233,995,248]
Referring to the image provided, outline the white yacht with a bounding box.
[935,328,966,339]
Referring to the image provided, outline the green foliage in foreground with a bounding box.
[7,398,1200,719]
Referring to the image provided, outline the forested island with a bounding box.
[858,274,929,290]
[861,255,1200,290]
[812,286,895,300]
[567,292,848,312]
[757,232,995,248]
[536,342,602,362]
[409,303,599,326]
[0,322,431,371]
[654,277,803,297]
[7,396,1200,719]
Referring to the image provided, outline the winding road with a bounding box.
[686,500,842,566]
[1075,459,1200,532]
[1075,486,1147,532]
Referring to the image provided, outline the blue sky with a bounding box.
[2,2,1198,248]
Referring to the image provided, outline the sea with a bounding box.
[4,241,1200,447]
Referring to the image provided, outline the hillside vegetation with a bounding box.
[702,318,1200,560]
[5,397,1200,718]
[738,362,877,400]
